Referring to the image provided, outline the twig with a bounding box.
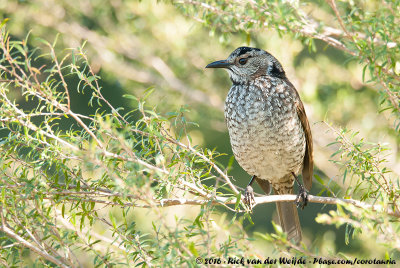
[0,225,71,268]
[49,44,71,111]
[326,0,351,39]
[323,121,393,196]
[160,134,240,195]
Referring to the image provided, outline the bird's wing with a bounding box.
[295,99,313,191]
[284,78,313,191]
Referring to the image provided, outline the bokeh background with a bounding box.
[1,0,399,262]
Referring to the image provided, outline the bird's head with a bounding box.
[206,46,285,84]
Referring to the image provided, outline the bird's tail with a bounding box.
[273,175,302,244]
[276,200,302,244]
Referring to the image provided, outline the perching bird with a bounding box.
[206,47,313,244]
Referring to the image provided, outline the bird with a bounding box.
[205,46,313,244]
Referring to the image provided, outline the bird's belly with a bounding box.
[227,110,306,182]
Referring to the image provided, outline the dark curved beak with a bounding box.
[205,60,231,69]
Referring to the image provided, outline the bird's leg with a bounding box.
[244,175,256,209]
[292,172,308,210]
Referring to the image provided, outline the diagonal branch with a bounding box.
[0,225,71,268]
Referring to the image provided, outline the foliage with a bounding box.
[0,0,399,266]
[176,0,400,256]
[0,25,255,266]
[175,0,400,128]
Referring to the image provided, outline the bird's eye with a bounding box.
[238,58,248,65]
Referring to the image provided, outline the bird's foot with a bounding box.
[295,184,308,210]
[244,185,256,211]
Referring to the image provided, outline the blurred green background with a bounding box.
[1,0,398,259]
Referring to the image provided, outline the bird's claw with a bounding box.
[244,185,256,211]
[295,185,308,210]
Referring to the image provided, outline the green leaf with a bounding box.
[245,213,254,225]
[0,18,9,28]
[235,193,241,210]
[52,33,60,48]
[246,32,251,46]
[314,174,324,185]
[71,49,76,65]
[123,94,138,101]
[109,212,117,229]
[188,242,199,257]
[80,215,85,231]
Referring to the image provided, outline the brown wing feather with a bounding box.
[295,100,313,190]
[284,78,313,191]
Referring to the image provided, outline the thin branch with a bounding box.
[0,90,170,176]
[0,225,71,268]
[376,71,400,113]
[159,132,240,195]
[152,195,400,218]
[48,42,71,110]
[37,191,399,218]
[323,121,394,197]
[68,110,105,149]
[326,0,352,39]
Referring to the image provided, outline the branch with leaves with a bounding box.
[0,23,246,266]
[175,0,400,121]
[1,0,400,264]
